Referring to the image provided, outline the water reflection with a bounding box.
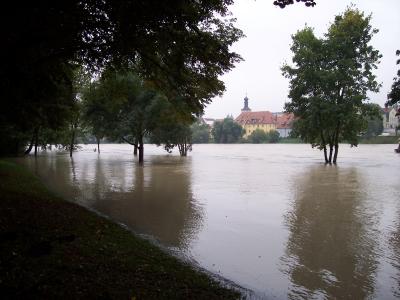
[389,204,400,298]
[15,144,400,298]
[92,159,204,250]
[282,166,380,299]
[19,153,203,252]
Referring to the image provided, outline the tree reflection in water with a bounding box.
[91,157,204,252]
[19,153,203,253]
[389,204,400,298]
[281,166,380,299]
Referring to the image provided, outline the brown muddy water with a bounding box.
[17,144,400,299]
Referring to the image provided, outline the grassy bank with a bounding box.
[358,136,399,144]
[277,138,303,144]
[0,160,240,299]
[277,136,399,144]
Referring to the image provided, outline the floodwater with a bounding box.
[17,144,400,299]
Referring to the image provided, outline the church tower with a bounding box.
[241,95,251,112]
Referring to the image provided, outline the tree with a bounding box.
[387,50,400,106]
[191,122,210,143]
[93,71,189,164]
[107,72,158,164]
[1,1,244,156]
[247,129,269,143]
[212,117,243,143]
[283,7,381,163]
[247,129,280,143]
[363,118,383,138]
[149,97,195,157]
[267,130,280,143]
[274,0,316,8]
[151,123,193,157]
[82,81,117,154]
[362,104,383,138]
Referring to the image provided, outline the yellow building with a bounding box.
[236,111,277,138]
[235,96,294,138]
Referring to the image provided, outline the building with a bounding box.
[236,110,277,137]
[382,105,399,135]
[235,96,294,138]
[241,96,251,112]
[275,113,294,138]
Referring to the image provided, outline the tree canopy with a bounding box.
[273,0,316,9]
[1,1,243,156]
[1,0,318,157]
[191,122,211,144]
[283,7,381,163]
[387,50,400,107]
[212,117,243,143]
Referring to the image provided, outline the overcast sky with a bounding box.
[204,0,400,119]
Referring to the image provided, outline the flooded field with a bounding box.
[17,144,400,299]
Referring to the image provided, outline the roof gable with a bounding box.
[235,111,275,125]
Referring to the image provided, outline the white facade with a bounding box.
[383,106,399,134]
[277,128,292,138]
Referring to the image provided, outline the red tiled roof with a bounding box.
[235,111,275,125]
[235,111,294,128]
[276,113,294,129]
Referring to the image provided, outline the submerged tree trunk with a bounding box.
[328,144,333,164]
[34,127,39,157]
[178,138,192,157]
[24,132,35,155]
[323,146,328,163]
[320,132,328,163]
[133,138,138,156]
[138,135,144,165]
[70,124,75,158]
[333,143,339,164]
[96,137,100,154]
[178,143,186,156]
[332,123,340,164]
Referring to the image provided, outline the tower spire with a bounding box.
[241,94,251,112]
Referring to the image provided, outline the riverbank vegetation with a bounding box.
[0,160,240,299]
[1,1,244,162]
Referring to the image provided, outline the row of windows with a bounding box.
[246,128,276,134]
[246,124,275,128]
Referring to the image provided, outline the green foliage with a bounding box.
[212,117,243,143]
[274,0,316,8]
[359,136,398,144]
[191,122,210,143]
[84,70,196,161]
[151,123,193,156]
[283,7,381,163]
[247,129,268,143]
[267,130,280,143]
[247,129,280,143]
[387,50,400,106]
[1,1,244,156]
[362,105,383,138]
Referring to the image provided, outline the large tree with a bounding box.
[212,117,243,143]
[191,122,211,143]
[274,0,316,8]
[387,50,400,107]
[151,123,193,157]
[88,70,195,164]
[283,8,381,163]
[1,1,244,155]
